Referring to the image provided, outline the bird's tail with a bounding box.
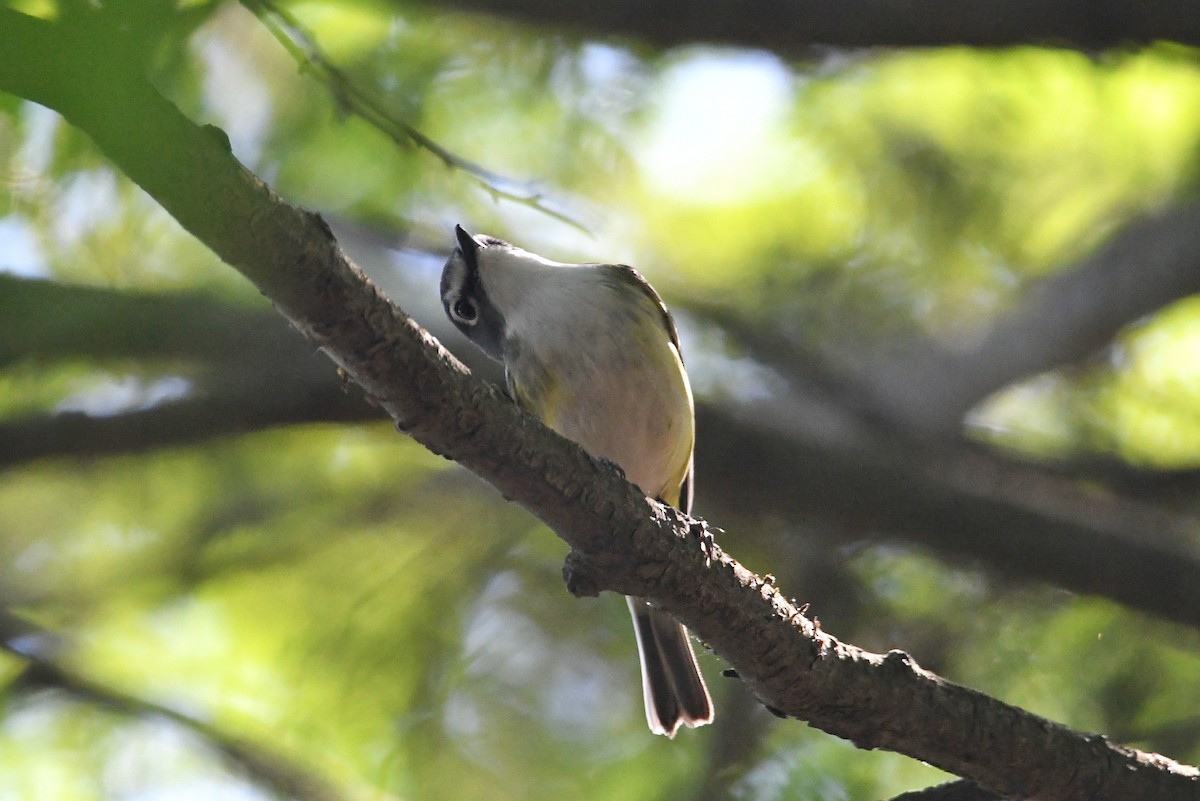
[626,596,713,737]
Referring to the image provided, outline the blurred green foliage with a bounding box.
[3,1,1200,799]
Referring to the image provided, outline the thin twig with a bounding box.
[242,0,592,233]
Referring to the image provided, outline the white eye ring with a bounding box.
[451,297,478,325]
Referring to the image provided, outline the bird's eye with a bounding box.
[452,298,478,324]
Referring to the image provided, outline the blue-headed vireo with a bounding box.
[440,225,712,737]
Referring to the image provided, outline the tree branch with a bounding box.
[697,407,1200,632]
[0,379,371,468]
[865,204,1200,433]
[888,780,1005,801]
[418,0,1200,52]
[2,8,1198,799]
[700,201,1200,437]
[0,611,378,801]
[5,277,1200,633]
[0,274,291,367]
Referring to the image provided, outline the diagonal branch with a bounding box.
[697,201,1200,437]
[5,277,1200,632]
[866,204,1200,433]
[2,9,1198,800]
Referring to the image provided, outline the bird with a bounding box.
[440,224,713,737]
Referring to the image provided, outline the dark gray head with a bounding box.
[440,225,510,362]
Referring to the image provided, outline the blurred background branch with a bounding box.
[686,199,1200,436]
[0,611,379,801]
[419,0,1200,51]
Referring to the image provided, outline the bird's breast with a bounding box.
[507,316,693,505]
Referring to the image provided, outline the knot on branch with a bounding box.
[882,648,918,674]
[562,550,602,598]
[201,123,232,153]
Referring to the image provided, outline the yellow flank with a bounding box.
[509,338,692,509]
[509,365,561,430]
[659,476,682,509]
[658,344,691,509]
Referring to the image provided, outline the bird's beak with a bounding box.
[455,224,480,264]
